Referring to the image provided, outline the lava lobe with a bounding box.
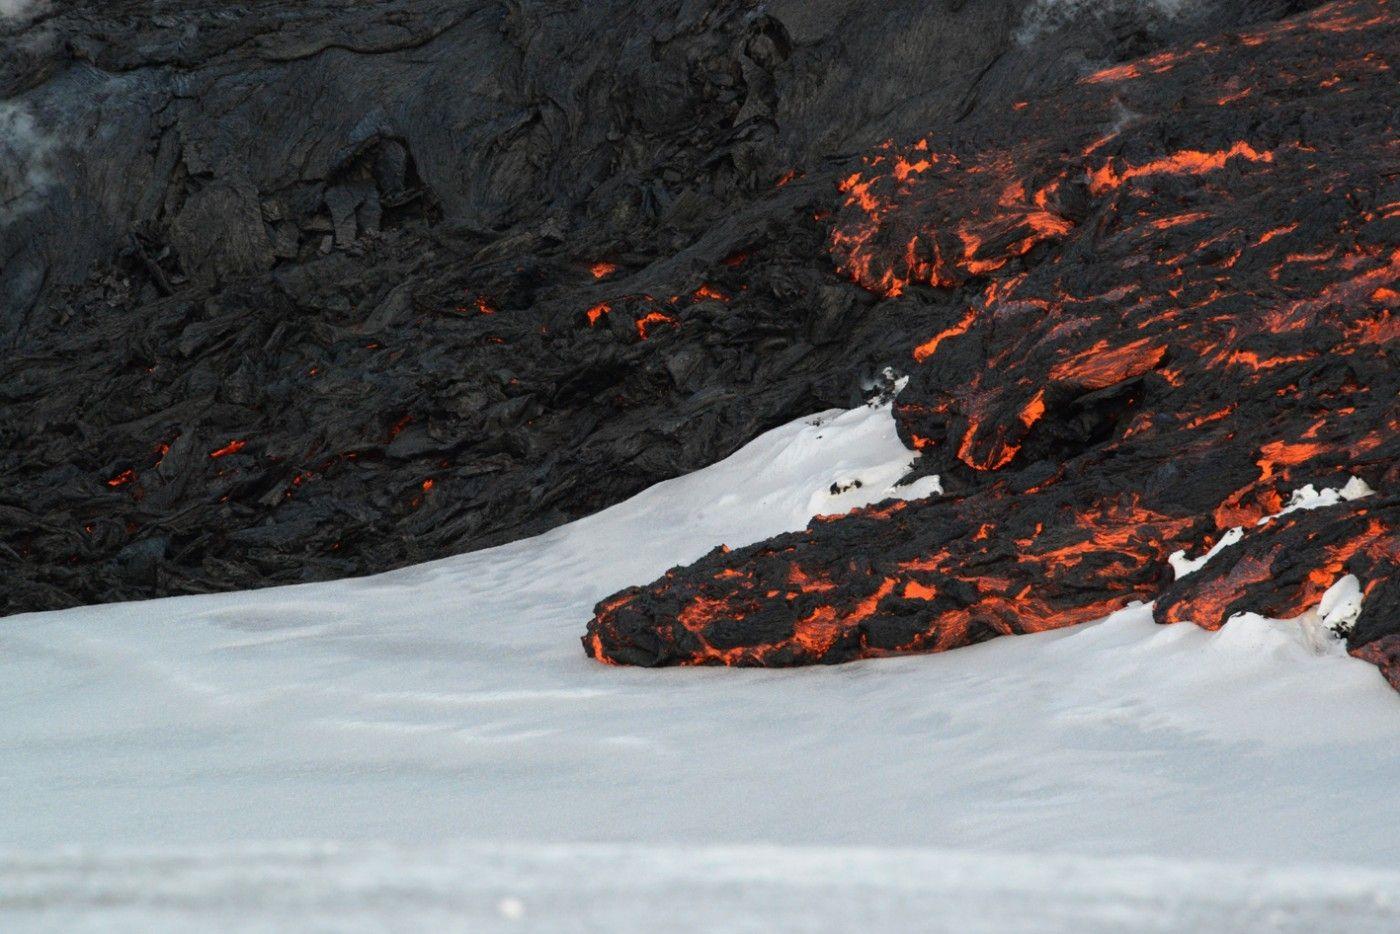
[585,0,1400,687]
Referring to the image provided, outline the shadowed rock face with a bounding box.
[584,0,1400,688]
[1,0,1314,612]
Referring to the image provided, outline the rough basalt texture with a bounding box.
[1,0,1315,612]
[584,0,1400,684]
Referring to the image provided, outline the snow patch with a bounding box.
[1220,584,1356,660]
[1218,573,1366,655]
[1316,573,1365,636]
[7,842,1400,934]
[1260,475,1374,524]
[2,401,1398,926]
[1169,475,1375,580]
[1168,526,1242,579]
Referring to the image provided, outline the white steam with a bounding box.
[1016,0,1188,44]
[0,101,55,225]
[0,0,49,23]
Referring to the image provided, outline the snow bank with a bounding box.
[3,399,1398,930]
[8,842,1400,934]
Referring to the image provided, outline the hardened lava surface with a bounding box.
[6,0,1313,613]
[585,0,1400,686]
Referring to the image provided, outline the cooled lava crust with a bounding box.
[10,0,1318,613]
[585,0,1400,686]
[2,0,1394,698]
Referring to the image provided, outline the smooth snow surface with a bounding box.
[4,400,1399,931]
[10,843,1400,934]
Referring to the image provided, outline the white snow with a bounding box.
[9,843,1400,934]
[1316,573,1365,635]
[1262,475,1375,523]
[3,400,1399,932]
[1168,526,1244,578]
[1169,474,1375,579]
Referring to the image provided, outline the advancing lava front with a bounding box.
[585,0,1400,688]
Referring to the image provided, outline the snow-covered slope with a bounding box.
[10,843,1400,934]
[4,400,1399,931]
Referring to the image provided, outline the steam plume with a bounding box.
[0,102,54,225]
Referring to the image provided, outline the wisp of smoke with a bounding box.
[0,102,55,225]
[1016,0,1188,44]
[0,0,49,23]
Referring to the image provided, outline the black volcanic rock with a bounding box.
[584,0,1400,688]
[0,0,1318,613]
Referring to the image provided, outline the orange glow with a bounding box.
[1088,142,1273,195]
[1158,552,1278,627]
[1184,405,1236,429]
[830,142,1073,298]
[1048,338,1164,389]
[635,311,678,340]
[585,1,1400,677]
[588,633,617,665]
[913,308,976,362]
[1019,390,1046,429]
[1151,211,1211,231]
[903,581,937,600]
[586,302,611,326]
[208,440,247,459]
[1215,88,1254,105]
[1224,350,1316,370]
[107,469,136,488]
[1255,222,1299,245]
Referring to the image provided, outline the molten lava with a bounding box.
[635,311,678,340]
[584,0,1400,690]
[106,469,137,488]
[208,439,247,459]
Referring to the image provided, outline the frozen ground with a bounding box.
[4,400,1399,932]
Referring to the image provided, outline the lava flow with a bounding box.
[585,0,1400,689]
